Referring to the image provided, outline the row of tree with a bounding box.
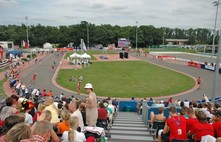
[0,21,219,48]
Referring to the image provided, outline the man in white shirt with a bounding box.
[15,81,21,95]
[108,100,115,123]
[69,101,84,131]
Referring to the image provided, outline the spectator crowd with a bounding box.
[138,95,221,142]
[0,82,117,142]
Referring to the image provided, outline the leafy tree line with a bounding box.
[0,21,219,48]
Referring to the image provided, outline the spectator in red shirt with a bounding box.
[191,110,214,142]
[212,110,221,138]
[97,102,108,121]
[197,77,201,89]
[158,107,187,142]
[186,108,198,133]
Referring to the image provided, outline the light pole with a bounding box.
[136,21,138,51]
[25,16,29,48]
[211,29,221,104]
[212,0,220,58]
[87,23,89,49]
[25,16,32,60]
[163,28,165,47]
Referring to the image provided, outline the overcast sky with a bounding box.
[0,0,220,29]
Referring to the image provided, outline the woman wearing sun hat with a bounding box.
[82,83,98,126]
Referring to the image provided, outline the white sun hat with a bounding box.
[84,83,93,89]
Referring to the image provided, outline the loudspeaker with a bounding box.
[124,52,128,59]
[119,52,124,59]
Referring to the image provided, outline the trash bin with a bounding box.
[126,106,131,112]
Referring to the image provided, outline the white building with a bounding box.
[0,41,14,49]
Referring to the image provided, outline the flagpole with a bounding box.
[87,23,89,49]
[25,16,29,48]
[81,39,83,54]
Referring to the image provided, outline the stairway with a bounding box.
[108,112,156,142]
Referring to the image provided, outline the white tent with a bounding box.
[43,42,53,48]
[80,53,91,59]
[70,52,80,58]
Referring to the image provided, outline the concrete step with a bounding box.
[111,126,147,131]
[113,121,144,125]
[113,123,145,127]
[110,129,154,136]
[115,118,142,121]
[109,112,155,142]
[116,115,140,118]
[109,134,154,141]
[107,140,157,142]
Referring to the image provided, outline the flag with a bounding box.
[80,39,87,51]
[22,40,25,48]
[25,40,29,49]
[82,41,87,51]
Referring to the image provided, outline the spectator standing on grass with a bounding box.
[82,83,98,126]
[77,82,81,94]
[79,75,83,82]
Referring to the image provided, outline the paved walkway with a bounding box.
[2,53,47,97]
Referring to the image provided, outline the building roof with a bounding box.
[166,39,189,42]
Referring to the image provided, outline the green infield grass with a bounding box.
[0,78,6,97]
[65,50,118,60]
[56,61,195,98]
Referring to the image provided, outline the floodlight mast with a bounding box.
[211,1,221,104]
[87,23,89,49]
[212,29,221,104]
[25,16,29,48]
[212,0,220,58]
[136,21,138,51]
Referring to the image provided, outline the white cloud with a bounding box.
[0,0,18,7]
[0,0,220,29]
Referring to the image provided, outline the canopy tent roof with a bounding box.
[70,52,81,58]
[43,42,53,48]
[81,53,91,59]
[70,52,91,59]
